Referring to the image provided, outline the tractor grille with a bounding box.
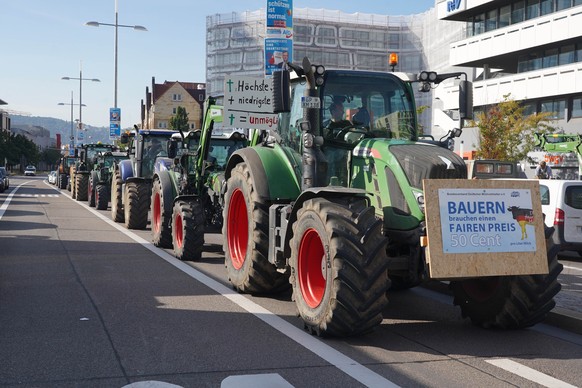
[390,144,467,189]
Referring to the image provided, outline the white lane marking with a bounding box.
[67,189,398,388]
[0,181,36,220]
[486,359,577,388]
[562,265,582,272]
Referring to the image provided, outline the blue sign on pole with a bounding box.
[109,108,121,139]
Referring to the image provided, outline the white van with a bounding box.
[539,179,582,254]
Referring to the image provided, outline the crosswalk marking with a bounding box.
[16,194,60,197]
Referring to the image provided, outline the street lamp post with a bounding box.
[62,61,100,133]
[86,0,147,112]
[58,91,86,154]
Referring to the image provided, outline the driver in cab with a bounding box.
[325,102,352,137]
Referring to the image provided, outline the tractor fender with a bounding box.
[155,157,173,173]
[118,159,134,182]
[155,170,177,216]
[283,187,370,259]
[225,147,300,201]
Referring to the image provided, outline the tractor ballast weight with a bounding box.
[110,128,177,229]
[222,57,562,337]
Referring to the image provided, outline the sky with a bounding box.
[1,0,436,129]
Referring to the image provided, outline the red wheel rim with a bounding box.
[153,192,161,234]
[175,213,183,248]
[298,228,326,308]
[461,278,500,302]
[228,188,248,270]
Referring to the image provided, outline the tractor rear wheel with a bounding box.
[450,227,562,329]
[124,181,150,230]
[76,174,89,202]
[172,200,205,261]
[95,184,109,210]
[151,177,173,248]
[289,197,389,337]
[223,162,289,294]
[111,169,124,222]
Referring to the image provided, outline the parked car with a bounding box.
[24,165,36,176]
[48,170,57,185]
[0,167,8,192]
[539,179,582,255]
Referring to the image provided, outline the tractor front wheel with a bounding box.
[172,200,205,261]
[76,174,89,202]
[450,227,562,329]
[110,170,124,222]
[223,162,289,294]
[124,181,150,230]
[151,177,173,248]
[289,197,389,337]
[95,184,109,210]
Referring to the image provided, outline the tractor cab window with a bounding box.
[320,72,417,142]
[277,81,306,155]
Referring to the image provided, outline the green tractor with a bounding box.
[88,150,128,210]
[111,129,178,230]
[71,143,117,202]
[222,57,562,337]
[150,100,253,260]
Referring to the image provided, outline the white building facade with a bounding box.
[436,0,582,153]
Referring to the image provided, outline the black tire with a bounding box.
[151,177,173,248]
[172,200,205,261]
[450,226,563,329]
[88,172,98,207]
[124,181,150,230]
[223,163,289,294]
[111,170,124,223]
[58,175,68,190]
[95,184,109,210]
[76,174,89,202]
[289,197,390,337]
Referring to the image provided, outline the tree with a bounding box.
[471,94,557,162]
[169,106,190,132]
[0,132,40,167]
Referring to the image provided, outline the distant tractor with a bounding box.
[112,129,177,230]
[150,100,252,260]
[71,143,117,202]
[88,150,128,210]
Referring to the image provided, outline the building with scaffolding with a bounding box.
[205,7,454,131]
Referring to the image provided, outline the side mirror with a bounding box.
[167,140,178,159]
[272,70,290,113]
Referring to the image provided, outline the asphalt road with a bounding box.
[1,175,581,388]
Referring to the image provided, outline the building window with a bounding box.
[575,0,582,5]
[486,9,498,31]
[499,5,511,27]
[542,48,559,68]
[556,0,572,10]
[173,94,182,101]
[522,101,537,116]
[512,1,526,24]
[315,26,337,46]
[540,0,555,15]
[474,13,485,35]
[572,97,582,118]
[559,45,575,65]
[526,0,540,20]
[541,98,565,119]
